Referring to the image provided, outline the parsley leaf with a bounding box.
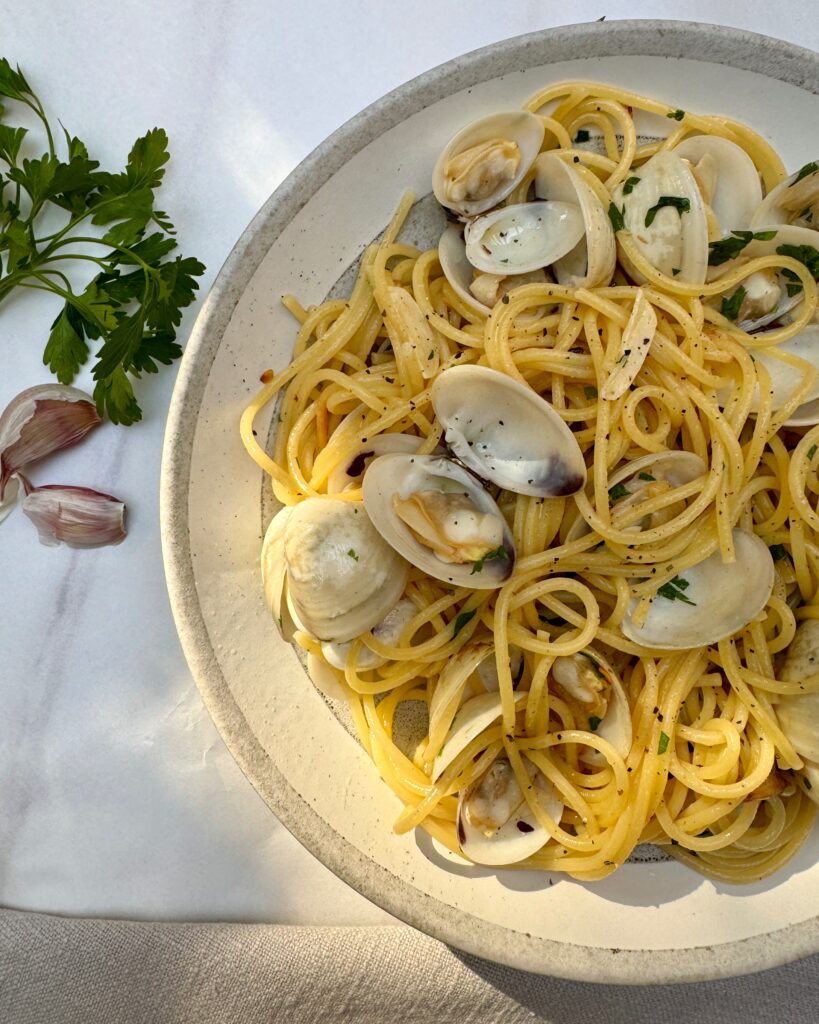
[638,471,655,481]
[471,546,509,574]
[657,576,696,606]
[645,196,690,227]
[0,60,205,425]
[708,229,778,267]
[769,543,789,562]
[622,175,640,195]
[667,109,685,121]
[658,731,670,754]
[808,444,818,461]
[776,243,819,297]
[793,161,818,185]
[584,385,598,400]
[720,286,746,321]
[347,548,359,561]
[608,202,625,232]
[588,715,602,732]
[452,608,477,637]
[608,482,630,501]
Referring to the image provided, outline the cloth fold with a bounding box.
[1,908,818,1024]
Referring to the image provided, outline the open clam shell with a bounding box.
[282,498,409,643]
[534,153,615,287]
[321,597,417,671]
[432,111,545,218]
[621,528,774,650]
[673,136,763,231]
[551,647,632,764]
[751,161,819,232]
[432,690,527,782]
[431,365,586,498]
[457,756,562,866]
[463,201,585,276]
[611,150,709,284]
[327,433,424,494]
[437,225,548,316]
[362,452,515,589]
[744,325,819,425]
[775,620,819,765]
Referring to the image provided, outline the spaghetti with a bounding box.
[241,82,819,883]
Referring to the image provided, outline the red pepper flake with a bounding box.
[260,369,275,384]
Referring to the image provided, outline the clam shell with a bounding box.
[283,498,409,642]
[775,620,819,764]
[621,528,774,650]
[362,452,515,588]
[673,136,763,230]
[431,365,586,498]
[327,434,424,494]
[432,111,545,217]
[751,162,819,232]
[612,151,709,284]
[534,153,616,287]
[321,597,416,671]
[432,690,527,782]
[463,201,584,275]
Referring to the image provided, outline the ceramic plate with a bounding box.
[161,20,819,982]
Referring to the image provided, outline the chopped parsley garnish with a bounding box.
[428,349,435,360]
[793,161,818,185]
[471,546,509,574]
[608,202,625,232]
[347,548,359,561]
[588,715,602,732]
[622,175,641,195]
[574,128,590,143]
[672,268,681,276]
[657,575,696,606]
[658,731,670,754]
[808,444,818,461]
[769,543,789,562]
[698,828,713,838]
[638,471,656,481]
[584,385,598,400]
[452,608,476,637]
[667,109,685,121]
[644,196,690,227]
[608,482,630,501]
[776,243,819,296]
[720,285,746,322]
[708,229,777,266]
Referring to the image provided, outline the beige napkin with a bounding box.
[1,908,818,1023]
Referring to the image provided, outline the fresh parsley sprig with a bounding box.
[0,59,205,424]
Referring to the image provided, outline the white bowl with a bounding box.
[161,20,819,982]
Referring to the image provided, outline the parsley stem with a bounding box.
[43,234,159,277]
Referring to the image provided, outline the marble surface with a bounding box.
[2,1,818,927]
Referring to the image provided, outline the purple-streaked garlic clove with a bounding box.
[0,384,100,500]
[18,478,127,548]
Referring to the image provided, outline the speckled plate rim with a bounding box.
[161,20,819,984]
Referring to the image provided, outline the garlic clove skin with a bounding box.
[0,474,19,525]
[19,479,127,548]
[0,385,101,499]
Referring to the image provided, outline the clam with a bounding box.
[362,453,515,588]
[431,365,586,498]
[621,528,774,650]
[711,225,819,333]
[432,690,527,781]
[321,597,416,670]
[457,756,562,865]
[611,151,709,283]
[437,225,548,316]
[741,324,819,426]
[566,451,706,542]
[673,136,763,230]
[306,652,348,702]
[551,647,632,763]
[751,160,819,233]
[327,434,424,494]
[270,497,409,643]
[463,201,585,276]
[432,111,545,218]
[261,505,293,632]
[534,153,616,287]
[773,620,819,804]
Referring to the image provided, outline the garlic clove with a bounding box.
[19,479,127,548]
[0,474,19,525]
[0,384,101,499]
